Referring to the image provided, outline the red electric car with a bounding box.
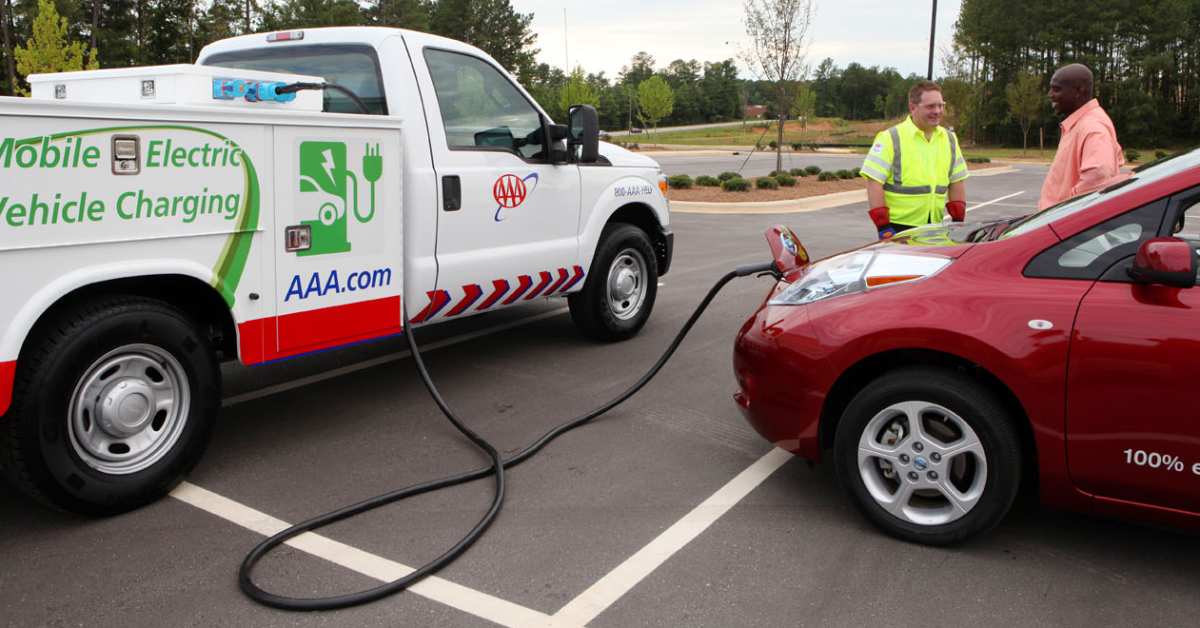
[733,148,1200,544]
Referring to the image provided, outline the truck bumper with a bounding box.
[656,227,674,277]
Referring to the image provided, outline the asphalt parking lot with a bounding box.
[3,163,1199,628]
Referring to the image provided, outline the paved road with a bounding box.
[3,163,1197,628]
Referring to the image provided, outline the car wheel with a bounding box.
[834,366,1020,544]
[0,297,219,515]
[569,223,658,342]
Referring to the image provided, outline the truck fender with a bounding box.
[0,259,220,416]
[576,175,670,280]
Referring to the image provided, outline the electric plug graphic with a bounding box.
[360,143,382,222]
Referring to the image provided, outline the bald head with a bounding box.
[1048,64,1094,116]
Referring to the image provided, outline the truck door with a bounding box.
[412,47,581,323]
[270,126,404,360]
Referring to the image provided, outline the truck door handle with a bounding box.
[442,175,461,211]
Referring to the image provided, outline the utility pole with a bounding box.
[927,0,937,80]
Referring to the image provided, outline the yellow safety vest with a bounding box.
[860,116,969,226]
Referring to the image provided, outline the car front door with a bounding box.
[1065,190,1200,513]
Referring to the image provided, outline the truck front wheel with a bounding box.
[569,223,658,342]
[0,297,219,515]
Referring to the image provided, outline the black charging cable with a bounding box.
[238,260,779,610]
[276,82,372,114]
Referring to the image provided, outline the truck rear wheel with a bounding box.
[569,223,658,342]
[0,297,219,515]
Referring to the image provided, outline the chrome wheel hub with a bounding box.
[606,248,648,321]
[857,401,987,526]
[69,344,190,475]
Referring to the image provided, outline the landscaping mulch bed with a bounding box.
[667,162,1000,203]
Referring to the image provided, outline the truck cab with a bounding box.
[199,27,673,350]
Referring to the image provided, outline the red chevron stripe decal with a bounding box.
[525,271,554,299]
[546,268,569,295]
[560,265,585,293]
[477,279,511,311]
[409,290,451,323]
[447,284,483,316]
[503,275,533,304]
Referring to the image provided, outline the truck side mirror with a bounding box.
[568,104,599,164]
[1127,237,1198,288]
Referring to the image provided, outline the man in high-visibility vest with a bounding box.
[860,80,969,239]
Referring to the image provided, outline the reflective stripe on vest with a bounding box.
[882,126,959,196]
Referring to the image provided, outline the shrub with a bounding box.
[721,177,751,192]
[767,170,779,177]
[695,175,721,187]
[966,156,991,163]
[805,165,821,175]
[851,167,861,177]
[630,143,640,150]
[667,174,693,189]
[1125,149,1140,162]
[791,143,803,151]
[756,177,779,190]
[789,168,806,177]
[775,173,797,187]
[718,171,740,181]
[817,171,838,181]
[1156,150,1169,160]
[768,140,778,149]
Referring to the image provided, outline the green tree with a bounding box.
[741,0,815,173]
[1005,68,1043,154]
[789,81,816,139]
[13,0,96,95]
[1,0,17,94]
[261,0,365,31]
[558,65,599,115]
[433,0,538,82]
[368,0,431,30]
[637,75,674,145]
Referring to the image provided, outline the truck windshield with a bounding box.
[202,44,387,115]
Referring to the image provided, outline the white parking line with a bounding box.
[551,448,792,625]
[170,482,563,627]
[170,447,792,626]
[968,191,1025,212]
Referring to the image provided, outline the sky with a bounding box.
[511,0,964,81]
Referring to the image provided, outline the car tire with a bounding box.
[0,296,219,515]
[569,223,658,342]
[834,366,1021,545]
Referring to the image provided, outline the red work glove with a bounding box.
[946,200,966,222]
[869,206,895,239]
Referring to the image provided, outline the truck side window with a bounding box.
[202,44,387,115]
[424,48,545,160]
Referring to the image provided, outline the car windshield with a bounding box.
[1003,146,1200,238]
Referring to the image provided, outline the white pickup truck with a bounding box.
[0,26,673,514]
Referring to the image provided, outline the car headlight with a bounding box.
[768,251,952,306]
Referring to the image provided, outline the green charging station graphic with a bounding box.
[298,141,381,256]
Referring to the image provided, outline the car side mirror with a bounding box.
[1127,237,1198,288]
[568,104,599,164]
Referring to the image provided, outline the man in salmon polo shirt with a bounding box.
[1038,63,1124,210]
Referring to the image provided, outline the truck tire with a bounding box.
[0,297,219,515]
[569,223,658,342]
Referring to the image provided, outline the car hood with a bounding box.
[882,221,978,253]
[598,143,661,169]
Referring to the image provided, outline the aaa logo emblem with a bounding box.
[493,173,539,221]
